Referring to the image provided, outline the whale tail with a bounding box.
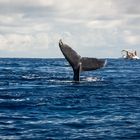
[59,39,106,81]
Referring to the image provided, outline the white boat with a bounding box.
[121,50,139,60]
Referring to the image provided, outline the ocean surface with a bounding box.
[0,58,140,140]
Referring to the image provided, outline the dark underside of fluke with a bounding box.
[59,39,106,81]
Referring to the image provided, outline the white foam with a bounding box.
[82,77,103,82]
[48,77,103,83]
[85,77,98,82]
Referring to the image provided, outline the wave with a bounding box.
[46,76,103,85]
[21,75,41,80]
[82,77,103,82]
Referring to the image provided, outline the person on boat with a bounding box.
[134,50,137,56]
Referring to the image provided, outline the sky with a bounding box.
[0,0,140,58]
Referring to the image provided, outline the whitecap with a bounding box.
[11,98,29,102]
[22,74,40,80]
[82,77,103,82]
[0,136,20,140]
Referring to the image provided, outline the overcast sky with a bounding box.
[0,0,140,58]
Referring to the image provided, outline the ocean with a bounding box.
[0,58,140,140]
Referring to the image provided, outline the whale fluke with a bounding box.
[59,39,106,81]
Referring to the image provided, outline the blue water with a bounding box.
[0,58,140,140]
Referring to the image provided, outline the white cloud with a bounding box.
[123,30,140,45]
[87,19,122,29]
[0,33,49,51]
[0,0,54,7]
[0,0,140,58]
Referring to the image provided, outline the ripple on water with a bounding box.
[0,58,140,139]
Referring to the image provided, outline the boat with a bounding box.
[121,50,139,60]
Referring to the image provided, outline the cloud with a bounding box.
[0,33,49,51]
[123,30,140,45]
[0,0,140,58]
[0,0,54,7]
[113,0,140,15]
[87,19,122,29]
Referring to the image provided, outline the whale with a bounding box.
[59,39,106,81]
